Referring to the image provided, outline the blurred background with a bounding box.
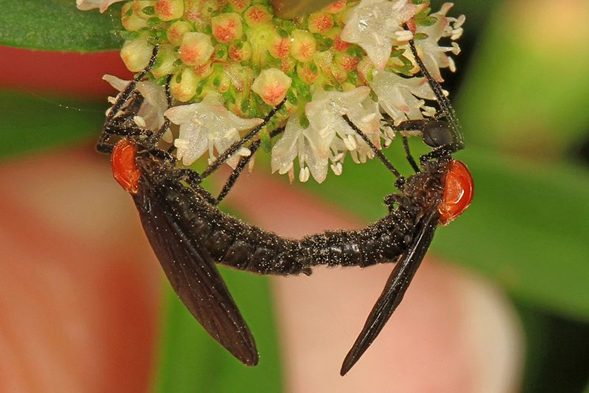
[0,0,588,392]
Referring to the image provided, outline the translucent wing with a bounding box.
[133,174,258,366]
[340,210,440,375]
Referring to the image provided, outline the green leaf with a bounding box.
[302,146,589,321]
[0,90,104,159]
[153,269,283,393]
[0,0,122,51]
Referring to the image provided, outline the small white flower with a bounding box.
[271,117,330,183]
[271,87,383,182]
[165,94,263,167]
[76,0,124,13]
[415,3,465,81]
[341,0,425,69]
[103,74,168,130]
[370,70,436,125]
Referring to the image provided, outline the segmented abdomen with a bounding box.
[162,178,418,275]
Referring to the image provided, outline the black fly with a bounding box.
[97,41,473,375]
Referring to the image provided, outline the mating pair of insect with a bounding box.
[97,41,473,376]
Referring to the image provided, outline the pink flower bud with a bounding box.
[244,5,272,26]
[121,2,148,31]
[121,37,154,72]
[297,62,319,85]
[171,67,198,102]
[151,44,178,78]
[155,0,184,21]
[167,21,193,46]
[228,0,251,13]
[212,13,243,43]
[308,12,334,34]
[269,36,290,59]
[335,53,359,71]
[229,41,252,62]
[252,68,292,106]
[179,32,214,66]
[290,30,316,62]
[194,62,213,79]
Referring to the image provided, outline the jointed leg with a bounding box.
[215,127,285,204]
[402,136,419,173]
[215,140,261,204]
[200,100,286,180]
[106,45,160,121]
[408,40,463,149]
[343,115,403,180]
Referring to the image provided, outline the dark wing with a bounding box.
[340,210,440,375]
[133,179,258,366]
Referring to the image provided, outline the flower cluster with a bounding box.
[79,0,464,183]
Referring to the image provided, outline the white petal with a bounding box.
[102,74,129,92]
[271,117,304,174]
[165,104,200,125]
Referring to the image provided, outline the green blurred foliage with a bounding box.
[0,91,104,159]
[0,0,122,51]
[154,269,283,393]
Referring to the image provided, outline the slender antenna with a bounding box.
[200,100,286,180]
[408,40,464,149]
[343,115,403,179]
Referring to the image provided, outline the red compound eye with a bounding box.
[438,160,474,225]
[111,139,140,194]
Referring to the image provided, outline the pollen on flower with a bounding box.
[86,0,464,181]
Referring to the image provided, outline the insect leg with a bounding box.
[200,100,286,180]
[106,45,160,122]
[340,210,440,376]
[401,136,419,173]
[214,141,260,204]
[419,144,460,164]
[408,40,464,150]
[96,122,147,153]
[342,115,403,180]
[175,169,218,205]
[215,127,286,204]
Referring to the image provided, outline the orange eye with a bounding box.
[438,160,473,225]
[111,139,141,194]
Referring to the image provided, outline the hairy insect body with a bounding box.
[134,153,450,275]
